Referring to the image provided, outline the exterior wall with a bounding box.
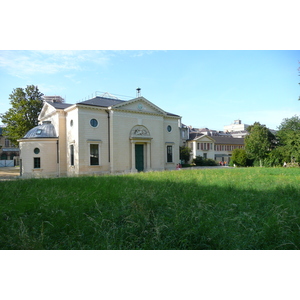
[110,110,166,173]
[75,106,110,175]
[39,105,67,176]
[58,110,67,176]
[65,107,79,176]
[163,117,180,170]
[19,139,58,178]
[214,143,244,163]
[188,136,215,160]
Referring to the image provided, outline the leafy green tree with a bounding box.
[264,148,285,167]
[0,85,44,145]
[276,115,300,163]
[180,146,191,163]
[245,122,275,167]
[231,148,247,167]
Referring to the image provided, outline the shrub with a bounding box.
[192,156,217,166]
[231,149,247,167]
[180,146,192,164]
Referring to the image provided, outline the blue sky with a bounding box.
[0,50,299,130]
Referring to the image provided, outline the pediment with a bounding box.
[38,102,57,121]
[194,135,215,143]
[112,97,166,115]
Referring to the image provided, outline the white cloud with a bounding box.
[36,83,67,96]
[0,50,111,77]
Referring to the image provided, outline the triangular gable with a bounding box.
[194,135,215,143]
[38,102,57,121]
[111,97,167,115]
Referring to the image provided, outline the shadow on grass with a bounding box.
[1,172,300,250]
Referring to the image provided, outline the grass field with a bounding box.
[1,167,300,250]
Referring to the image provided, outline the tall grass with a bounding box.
[1,168,300,249]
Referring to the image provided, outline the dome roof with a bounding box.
[23,121,57,139]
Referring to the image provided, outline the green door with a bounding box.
[135,144,144,172]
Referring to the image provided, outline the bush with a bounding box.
[192,156,218,166]
[180,146,192,164]
[231,149,247,167]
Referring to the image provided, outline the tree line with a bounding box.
[232,117,300,167]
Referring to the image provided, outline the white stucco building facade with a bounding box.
[18,95,181,178]
[188,134,245,164]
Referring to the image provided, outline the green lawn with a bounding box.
[1,167,300,249]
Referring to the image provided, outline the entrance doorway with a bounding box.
[135,144,144,172]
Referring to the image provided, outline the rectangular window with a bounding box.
[90,144,99,165]
[197,143,200,150]
[167,145,173,163]
[34,157,40,169]
[70,145,74,166]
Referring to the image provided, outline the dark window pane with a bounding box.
[90,144,99,165]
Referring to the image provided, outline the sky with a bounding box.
[0,50,299,131]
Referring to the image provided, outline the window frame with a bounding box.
[33,157,41,169]
[90,118,99,128]
[89,143,100,166]
[70,144,74,166]
[166,145,173,163]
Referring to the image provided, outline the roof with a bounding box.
[23,121,57,139]
[78,96,126,108]
[165,111,180,117]
[188,132,204,140]
[212,136,244,145]
[78,96,180,117]
[46,101,73,109]
[188,133,244,144]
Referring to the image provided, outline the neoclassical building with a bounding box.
[18,95,181,178]
[188,134,245,164]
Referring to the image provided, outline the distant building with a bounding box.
[43,96,64,103]
[0,125,20,166]
[224,119,249,133]
[188,134,244,164]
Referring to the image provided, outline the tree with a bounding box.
[276,115,300,163]
[245,122,275,167]
[180,146,191,163]
[0,85,44,145]
[231,148,247,167]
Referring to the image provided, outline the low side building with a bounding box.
[188,134,245,164]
